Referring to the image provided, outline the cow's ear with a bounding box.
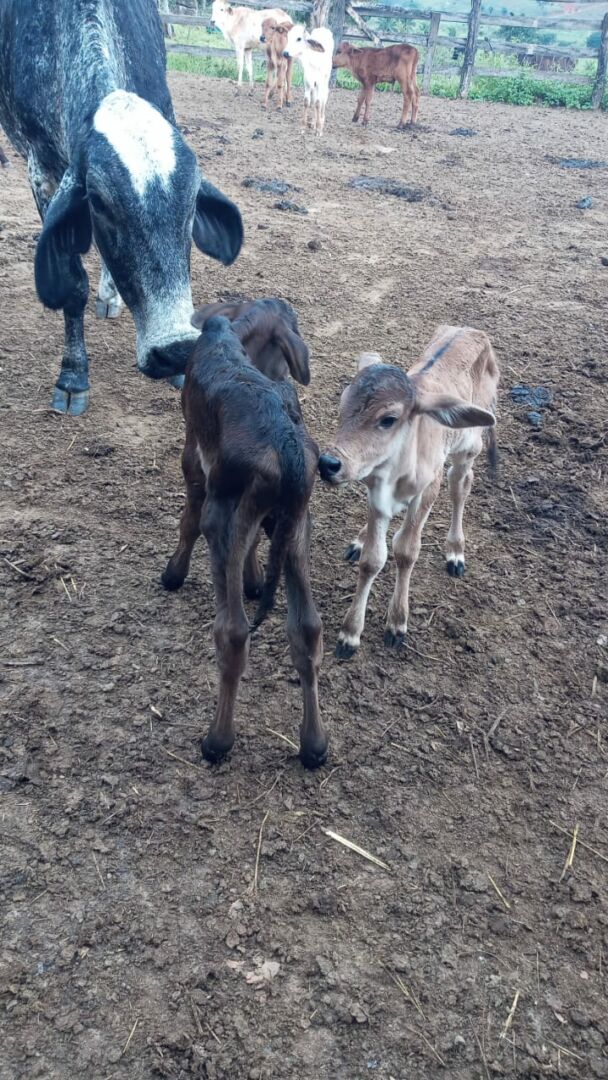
[34,172,92,309]
[275,325,311,385]
[193,178,243,266]
[414,390,495,429]
[307,38,325,52]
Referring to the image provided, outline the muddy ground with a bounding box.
[1,77,607,1080]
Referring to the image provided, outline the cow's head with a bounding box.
[319,353,495,484]
[210,1,233,30]
[332,42,357,68]
[34,90,243,381]
[283,24,326,60]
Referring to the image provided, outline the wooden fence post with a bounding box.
[346,3,381,46]
[591,11,608,109]
[459,0,482,99]
[312,0,345,85]
[423,11,441,94]
[158,0,174,38]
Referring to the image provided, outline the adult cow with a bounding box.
[0,0,243,415]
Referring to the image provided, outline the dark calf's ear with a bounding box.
[34,172,92,309]
[414,390,495,429]
[276,326,311,385]
[307,38,325,52]
[193,178,243,266]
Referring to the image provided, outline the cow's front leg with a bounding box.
[445,448,480,577]
[245,49,254,93]
[96,261,124,320]
[384,475,441,649]
[335,508,390,659]
[53,259,91,416]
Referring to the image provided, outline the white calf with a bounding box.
[210,1,290,92]
[283,25,334,135]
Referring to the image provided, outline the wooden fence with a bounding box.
[159,0,608,109]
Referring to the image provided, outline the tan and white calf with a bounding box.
[319,326,499,659]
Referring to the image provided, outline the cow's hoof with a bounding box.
[51,387,89,416]
[161,565,185,591]
[383,629,406,652]
[447,558,465,577]
[344,543,362,564]
[335,638,358,661]
[201,734,234,764]
[299,739,328,770]
[285,101,291,108]
[95,297,123,319]
[168,374,185,390]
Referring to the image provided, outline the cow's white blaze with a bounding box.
[93,90,176,197]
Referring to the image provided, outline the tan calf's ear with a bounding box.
[307,38,325,52]
[414,390,495,429]
[357,351,383,371]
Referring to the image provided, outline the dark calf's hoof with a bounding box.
[335,639,358,661]
[52,388,90,416]
[447,559,465,578]
[384,629,406,652]
[344,543,362,564]
[299,740,328,770]
[201,734,234,764]
[161,565,185,591]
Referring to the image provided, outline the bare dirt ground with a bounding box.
[1,76,607,1080]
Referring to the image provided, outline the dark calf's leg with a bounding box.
[162,442,207,590]
[52,263,91,416]
[285,513,327,769]
[201,498,252,763]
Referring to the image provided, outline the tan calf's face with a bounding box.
[319,354,496,486]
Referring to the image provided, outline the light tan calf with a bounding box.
[261,18,294,109]
[319,326,499,658]
[211,0,291,92]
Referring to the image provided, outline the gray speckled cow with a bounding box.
[0,0,243,415]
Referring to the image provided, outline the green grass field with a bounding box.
[166,23,606,110]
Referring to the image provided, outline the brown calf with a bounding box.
[163,309,327,768]
[260,18,294,109]
[332,42,420,129]
[319,326,498,658]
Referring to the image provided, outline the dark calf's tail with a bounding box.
[252,432,308,630]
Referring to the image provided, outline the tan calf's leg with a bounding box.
[335,508,390,659]
[445,447,481,577]
[353,87,366,122]
[344,523,368,564]
[411,80,420,123]
[362,87,374,126]
[385,475,441,649]
[397,79,412,128]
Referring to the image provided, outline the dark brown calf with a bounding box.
[332,42,420,129]
[162,311,327,769]
[260,18,294,108]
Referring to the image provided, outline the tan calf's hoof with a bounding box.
[383,629,406,652]
[335,639,358,661]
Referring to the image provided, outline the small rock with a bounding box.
[458,869,488,893]
[601,256,608,267]
[577,196,593,209]
[570,1008,591,1028]
[449,127,477,137]
[307,238,322,251]
[527,410,542,427]
[273,199,308,214]
[252,128,265,139]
